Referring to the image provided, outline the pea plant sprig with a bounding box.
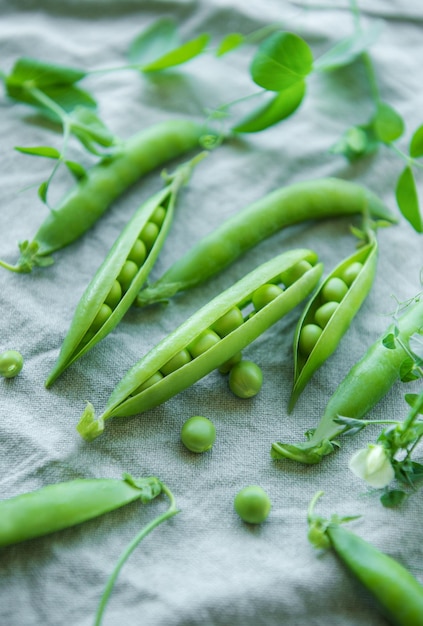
[336,296,423,507]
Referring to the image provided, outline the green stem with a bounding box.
[93,483,179,626]
[28,86,68,123]
[402,389,423,432]
[0,259,25,273]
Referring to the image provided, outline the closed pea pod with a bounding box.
[135,178,395,307]
[77,249,323,441]
[272,295,423,464]
[0,120,206,273]
[289,234,379,410]
[308,493,423,626]
[45,154,205,387]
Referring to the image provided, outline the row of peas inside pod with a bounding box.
[76,249,323,441]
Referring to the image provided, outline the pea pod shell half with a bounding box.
[45,182,178,387]
[289,236,378,411]
[78,249,323,440]
[0,475,161,547]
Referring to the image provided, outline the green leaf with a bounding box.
[15,146,61,159]
[127,18,179,65]
[38,181,49,204]
[395,166,423,233]
[314,23,381,72]
[380,490,407,508]
[382,332,397,350]
[250,32,313,91]
[410,124,423,158]
[141,33,210,72]
[330,124,379,161]
[70,107,115,147]
[405,393,423,413]
[372,102,405,143]
[216,33,244,56]
[6,82,96,117]
[6,57,86,88]
[399,357,419,382]
[233,80,305,133]
[65,160,87,181]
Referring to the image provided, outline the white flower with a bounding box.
[349,444,395,488]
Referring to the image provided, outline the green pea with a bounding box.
[118,260,139,293]
[133,371,164,395]
[150,205,167,227]
[0,350,24,378]
[211,307,244,337]
[322,277,348,303]
[127,238,147,266]
[252,283,284,311]
[90,304,113,333]
[218,351,243,375]
[104,280,122,309]
[280,260,313,287]
[188,329,221,358]
[181,415,216,453]
[229,360,263,398]
[140,221,160,251]
[342,261,363,286]
[234,485,271,524]
[314,301,338,328]
[299,324,323,356]
[160,349,192,376]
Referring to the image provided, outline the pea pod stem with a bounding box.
[272,295,423,464]
[0,119,206,273]
[135,178,395,307]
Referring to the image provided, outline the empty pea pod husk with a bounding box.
[288,234,378,411]
[135,177,396,307]
[272,295,423,464]
[0,119,205,273]
[0,474,164,547]
[45,154,205,388]
[77,248,323,441]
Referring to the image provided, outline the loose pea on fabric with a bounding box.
[272,295,423,464]
[45,153,206,387]
[0,119,205,273]
[289,234,379,410]
[77,248,323,441]
[135,177,396,307]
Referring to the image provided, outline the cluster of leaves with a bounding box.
[337,300,423,508]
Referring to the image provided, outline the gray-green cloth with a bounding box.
[1,1,422,625]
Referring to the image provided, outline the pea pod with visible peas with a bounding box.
[272,295,423,464]
[77,248,323,441]
[307,492,423,626]
[45,153,206,388]
[289,233,378,410]
[0,119,205,273]
[0,473,178,626]
[135,177,395,307]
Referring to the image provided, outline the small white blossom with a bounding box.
[349,444,395,488]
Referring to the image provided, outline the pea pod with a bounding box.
[0,119,205,273]
[308,493,423,626]
[45,154,206,388]
[77,249,323,440]
[272,295,423,464]
[289,234,378,410]
[135,178,395,307]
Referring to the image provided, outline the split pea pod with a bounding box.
[0,473,166,547]
[308,494,423,626]
[0,119,205,273]
[45,154,205,388]
[77,249,323,441]
[272,295,423,464]
[289,234,378,410]
[135,178,395,307]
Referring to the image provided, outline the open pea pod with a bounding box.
[288,234,378,411]
[77,249,323,440]
[45,154,205,388]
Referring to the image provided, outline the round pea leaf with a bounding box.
[380,490,407,508]
[141,33,210,72]
[395,166,423,233]
[233,79,306,133]
[372,102,404,143]
[6,57,86,88]
[250,32,313,91]
[410,124,423,158]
